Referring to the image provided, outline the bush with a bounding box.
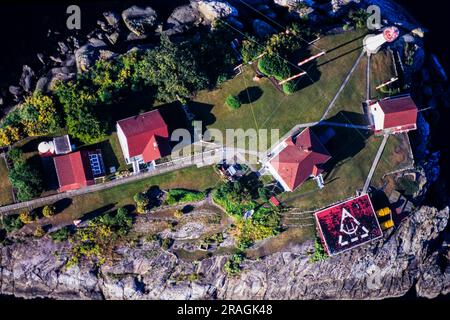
[174,210,184,219]
[282,81,297,95]
[34,226,46,238]
[19,210,34,224]
[42,205,56,218]
[309,238,328,262]
[258,187,271,202]
[258,54,290,81]
[50,227,72,243]
[166,189,205,206]
[225,95,241,110]
[1,215,24,233]
[224,253,244,276]
[397,176,420,197]
[134,192,150,214]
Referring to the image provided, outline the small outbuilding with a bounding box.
[369,95,418,135]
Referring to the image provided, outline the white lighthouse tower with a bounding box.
[363,27,400,55]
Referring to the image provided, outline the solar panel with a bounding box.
[89,153,105,177]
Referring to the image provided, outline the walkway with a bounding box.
[321,49,365,121]
[0,148,224,215]
[362,134,389,194]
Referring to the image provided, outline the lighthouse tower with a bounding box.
[363,27,400,55]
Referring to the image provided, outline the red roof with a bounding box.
[53,151,94,192]
[377,96,418,130]
[269,128,331,191]
[117,110,170,162]
[315,195,383,256]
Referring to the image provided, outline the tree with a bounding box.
[19,211,34,224]
[241,37,262,63]
[138,34,208,103]
[20,92,62,136]
[134,192,150,214]
[42,205,56,218]
[0,126,21,147]
[258,187,271,202]
[54,81,105,144]
[225,95,241,110]
[1,215,24,233]
[8,161,43,202]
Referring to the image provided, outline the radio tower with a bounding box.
[363,27,400,55]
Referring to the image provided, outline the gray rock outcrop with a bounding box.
[121,6,158,36]
[1,206,449,300]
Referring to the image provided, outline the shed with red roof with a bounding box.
[266,128,331,192]
[369,95,418,135]
[54,151,95,192]
[117,110,170,173]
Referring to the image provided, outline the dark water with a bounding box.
[0,0,448,300]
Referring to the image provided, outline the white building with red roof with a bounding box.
[53,150,105,192]
[369,95,418,135]
[117,109,170,173]
[266,128,332,192]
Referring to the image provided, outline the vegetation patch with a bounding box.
[166,189,206,206]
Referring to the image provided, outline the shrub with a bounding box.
[225,95,241,110]
[34,226,46,238]
[224,253,244,276]
[282,81,297,95]
[1,215,24,233]
[50,227,72,243]
[166,189,205,206]
[397,176,420,197]
[258,54,290,81]
[134,192,150,214]
[160,237,173,250]
[19,211,34,224]
[309,238,328,262]
[258,187,271,202]
[42,205,56,218]
[174,210,184,219]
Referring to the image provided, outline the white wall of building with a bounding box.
[370,102,385,131]
[116,124,130,164]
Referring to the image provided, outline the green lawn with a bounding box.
[370,49,398,100]
[191,29,368,149]
[0,158,14,206]
[281,129,383,211]
[49,166,221,225]
[325,54,368,123]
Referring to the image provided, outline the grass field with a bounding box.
[281,130,383,211]
[46,165,221,226]
[0,158,14,206]
[191,29,368,148]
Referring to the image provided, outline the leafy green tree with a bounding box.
[138,34,208,103]
[1,215,24,233]
[8,161,43,202]
[241,37,262,63]
[55,81,105,144]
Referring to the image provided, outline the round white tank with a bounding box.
[38,141,55,155]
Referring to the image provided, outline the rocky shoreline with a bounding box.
[0,205,449,300]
